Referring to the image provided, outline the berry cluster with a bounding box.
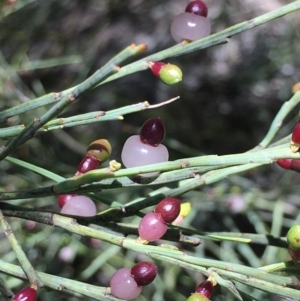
[138,197,181,242]
[13,287,37,301]
[121,117,169,177]
[171,1,211,43]
[109,262,157,300]
[58,139,112,216]
[187,280,214,301]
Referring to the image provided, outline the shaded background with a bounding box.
[1,1,300,300]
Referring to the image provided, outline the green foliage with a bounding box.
[1,1,300,301]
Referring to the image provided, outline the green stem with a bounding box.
[0,210,43,288]
[0,260,120,301]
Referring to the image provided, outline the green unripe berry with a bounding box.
[86,139,112,164]
[187,293,210,301]
[159,64,182,85]
[286,225,300,250]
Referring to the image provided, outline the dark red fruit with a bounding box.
[276,159,292,170]
[185,1,208,17]
[140,117,166,146]
[154,197,181,224]
[149,62,166,77]
[131,262,158,286]
[77,155,99,174]
[58,194,76,208]
[13,287,37,301]
[195,280,213,299]
[291,160,300,173]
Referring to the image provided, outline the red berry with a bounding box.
[140,117,166,146]
[138,212,167,242]
[185,1,208,17]
[131,262,157,286]
[57,194,76,208]
[154,197,181,224]
[195,280,213,299]
[13,287,37,301]
[77,155,99,174]
[291,122,300,152]
[291,160,300,173]
[276,159,292,170]
[149,62,166,77]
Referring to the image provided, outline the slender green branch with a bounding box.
[0,97,179,139]
[0,210,43,288]
[0,260,120,301]
[0,45,147,160]
[1,2,299,123]
[0,275,14,301]
[99,1,300,85]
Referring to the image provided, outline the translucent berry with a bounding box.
[195,280,213,299]
[77,155,99,174]
[171,13,211,43]
[276,159,292,170]
[86,139,112,163]
[154,197,181,224]
[149,61,166,77]
[121,135,169,177]
[60,195,96,216]
[57,194,77,208]
[138,212,167,242]
[131,262,157,286]
[186,293,210,301]
[140,117,166,146]
[110,268,142,300]
[291,122,300,153]
[13,287,37,301]
[185,1,208,17]
[159,64,182,85]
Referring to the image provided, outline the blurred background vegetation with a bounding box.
[1,0,300,300]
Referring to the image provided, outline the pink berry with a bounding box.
[149,62,166,77]
[13,287,37,301]
[110,268,142,300]
[154,197,181,224]
[57,194,77,208]
[195,280,213,299]
[131,262,157,286]
[77,155,99,174]
[140,117,166,146]
[276,159,292,170]
[138,212,167,242]
[60,195,96,216]
[121,135,169,177]
[185,1,208,17]
[171,13,211,43]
